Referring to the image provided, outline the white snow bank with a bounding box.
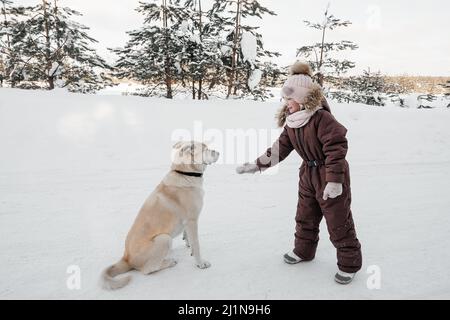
[1,88,450,299]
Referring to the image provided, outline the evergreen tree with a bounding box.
[417,94,437,109]
[205,6,233,93]
[353,69,386,106]
[210,0,281,99]
[113,0,279,101]
[384,79,410,108]
[18,0,111,92]
[112,0,192,99]
[296,4,358,87]
[179,0,222,100]
[0,0,27,87]
[331,69,386,106]
[259,61,284,88]
[388,94,408,108]
[440,80,450,108]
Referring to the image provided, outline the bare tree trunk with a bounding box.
[317,22,327,87]
[52,0,63,87]
[227,0,241,98]
[209,66,221,90]
[1,2,11,48]
[197,0,203,100]
[162,0,172,98]
[198,78,203,100]
[53,0,61,48]
[2,1,14,87]
[233,54,239,95]
[42,0,54,90]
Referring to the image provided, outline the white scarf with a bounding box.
[286,106,322,128]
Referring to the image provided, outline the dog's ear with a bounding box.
[172,141,184,149]
[180,143,195,155]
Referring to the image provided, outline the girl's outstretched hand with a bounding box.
[236,162,260,174]
[323,182,343,200]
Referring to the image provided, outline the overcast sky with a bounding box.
[17,0,450,76]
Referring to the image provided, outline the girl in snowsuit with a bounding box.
[236,61,362,284]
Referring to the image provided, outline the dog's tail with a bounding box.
[101,258,132,290]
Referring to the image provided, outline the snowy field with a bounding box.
[1,88,450,299]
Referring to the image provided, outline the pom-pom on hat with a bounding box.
[289,60,313,76]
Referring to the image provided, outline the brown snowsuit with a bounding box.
[256,86,362,273]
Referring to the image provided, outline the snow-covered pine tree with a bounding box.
[259,61,284,88]
[296,4,358,87]
[0,0,28,87]
[18,0,112,92]
[350,69,386,106]
[388,93,408,108]
[246,59,285,101]
[205,5,233,94]
[210,0,280,100]
[384,78,409,108]
[440,80,450,108]
[112,0,193,99]
[417,94,437,109]
[331,69,387,106]
[179,0,222,100]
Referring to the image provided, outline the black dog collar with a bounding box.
[174,170,203,178]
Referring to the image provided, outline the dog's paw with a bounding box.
[196,260,211,269]
[164,258,178,268]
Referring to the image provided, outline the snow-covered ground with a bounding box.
[1,88,450,299]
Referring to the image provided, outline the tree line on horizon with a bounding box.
[1,0,448,108]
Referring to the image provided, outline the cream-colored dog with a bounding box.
[101,141,219,290]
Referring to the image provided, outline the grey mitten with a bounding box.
[236,162,260,174]
[322,182,343,200]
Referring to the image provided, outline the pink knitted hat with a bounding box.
[281,61,314,104]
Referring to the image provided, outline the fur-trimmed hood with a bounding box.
[276,83,330,127]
